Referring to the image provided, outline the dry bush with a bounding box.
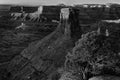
[64,30,120,80]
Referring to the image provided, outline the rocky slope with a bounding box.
[6,8,82,80]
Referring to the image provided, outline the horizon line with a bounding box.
[0,2,120,6]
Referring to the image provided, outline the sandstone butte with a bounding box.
[7,8,82,80]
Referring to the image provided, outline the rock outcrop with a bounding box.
[8,4,120,23]
[7,8,82,80]
[76,4,120,24]
[89,76,120,80]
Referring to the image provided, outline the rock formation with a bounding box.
[7,8,82,80]
[89,76,120,80]
[76,4,120,24]
[9,4,120,23]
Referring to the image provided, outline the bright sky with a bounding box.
[0,0,120,5]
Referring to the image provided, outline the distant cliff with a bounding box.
[8,4,120,23]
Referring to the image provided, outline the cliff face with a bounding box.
[77,5,120,24]
[7,8,82,80]
[1,4,120,80]
[7,4,120,23]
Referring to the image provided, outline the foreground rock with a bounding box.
[89,76,120,80]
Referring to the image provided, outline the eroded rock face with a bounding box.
[8,4,120,24]
[77,4,120,24]
[7,8,81,80]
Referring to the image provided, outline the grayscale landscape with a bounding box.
[0,1,120,80]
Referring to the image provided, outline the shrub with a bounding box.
[65,30,120,79]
